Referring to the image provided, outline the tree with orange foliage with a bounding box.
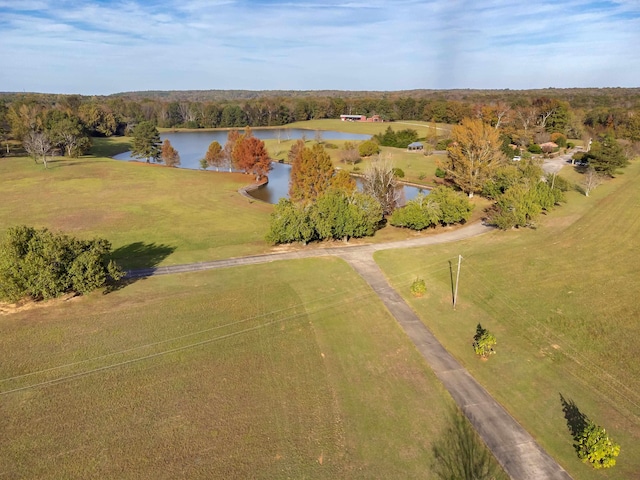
[160,138,180,167]
[232,132,271,179]
[445,118,506,197]
[204,140,225,170]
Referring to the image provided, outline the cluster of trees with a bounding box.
[0,226,122,302]
[201,127,271,178]
[373,127,420,148]
[2,90,638,164]
[438,117,630,229]
[267,143,385,244]
[389,187,474,230]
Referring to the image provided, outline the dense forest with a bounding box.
[1,88,639,158]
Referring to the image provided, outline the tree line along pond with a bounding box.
[113,129,430,204]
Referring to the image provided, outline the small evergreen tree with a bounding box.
[131,121,161,163]
[577,422,620,469]
[473,324,496,358]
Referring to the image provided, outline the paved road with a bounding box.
[541,148,579,175]
[127,222,573,480]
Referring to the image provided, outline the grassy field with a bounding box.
[375,161,640,479]
[0,137,484,267]
[0,257,508,479]
[0,153,274,269]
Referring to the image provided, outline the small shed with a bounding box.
[407,142,424,151]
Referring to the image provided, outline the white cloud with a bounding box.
[0,0,638,93]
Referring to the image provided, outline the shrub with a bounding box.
[435,167,447,178]
[392,167,405,178]
[550,132,567,147]
[527,144,542,154]
[436,138,453,150]
[567,142,575,149]
[473,324,496,358]
[358,139,380,157]
[410,278,427,297]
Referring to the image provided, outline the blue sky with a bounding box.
[0,0,638,95]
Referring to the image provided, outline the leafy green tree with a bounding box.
[359,139,380,157]
[47,114,92,157]
[344,192,384,238]
[289,143,334,203]
[584,134,628,176]
[373,127,419,148]
[265,199,315,245]
[0,226,122,301]
[473,324,496,358]
[312,190,382,241]
[131,121,161,163]
[428,186,474,225]
[78,103,117,136]
[491,184,542,229]
[445,118,506,197]
[577,422,620,469]
[204,140,224,170]
[389,194,442,230]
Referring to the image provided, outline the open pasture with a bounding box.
[375,160,640,479]
[0,257,486,479]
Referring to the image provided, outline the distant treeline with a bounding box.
[1,88,639,145]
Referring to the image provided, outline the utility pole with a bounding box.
[453,255,463,309]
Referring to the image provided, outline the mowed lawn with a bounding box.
[1,257,471,479]
[0,153,274,269]
[375,161,640,479]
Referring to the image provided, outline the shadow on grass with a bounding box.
[431,408,508,480]
[560,393,590,455]
[106,242,176,292]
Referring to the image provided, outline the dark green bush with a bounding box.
[0,226,123,302]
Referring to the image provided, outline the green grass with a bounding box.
[0,258,499,479]
[0,154,273,269]
[375,160,640,479]
[286,118,451,138]
[91,136,132,157]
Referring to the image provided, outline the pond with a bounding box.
[113,129,429,204]
[113,128,371,170]
[250,162,430,205]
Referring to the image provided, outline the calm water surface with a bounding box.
[114,129,370,170]
[113,129,428,203]
[250,162,429,205]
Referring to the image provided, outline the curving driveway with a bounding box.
[127,222,573,479]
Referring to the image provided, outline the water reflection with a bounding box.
[249,162,429,205]
[114,128,370,170]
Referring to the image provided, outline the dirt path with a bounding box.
[127,222,573,479]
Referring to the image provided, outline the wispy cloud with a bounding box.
[0,0,637,94]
